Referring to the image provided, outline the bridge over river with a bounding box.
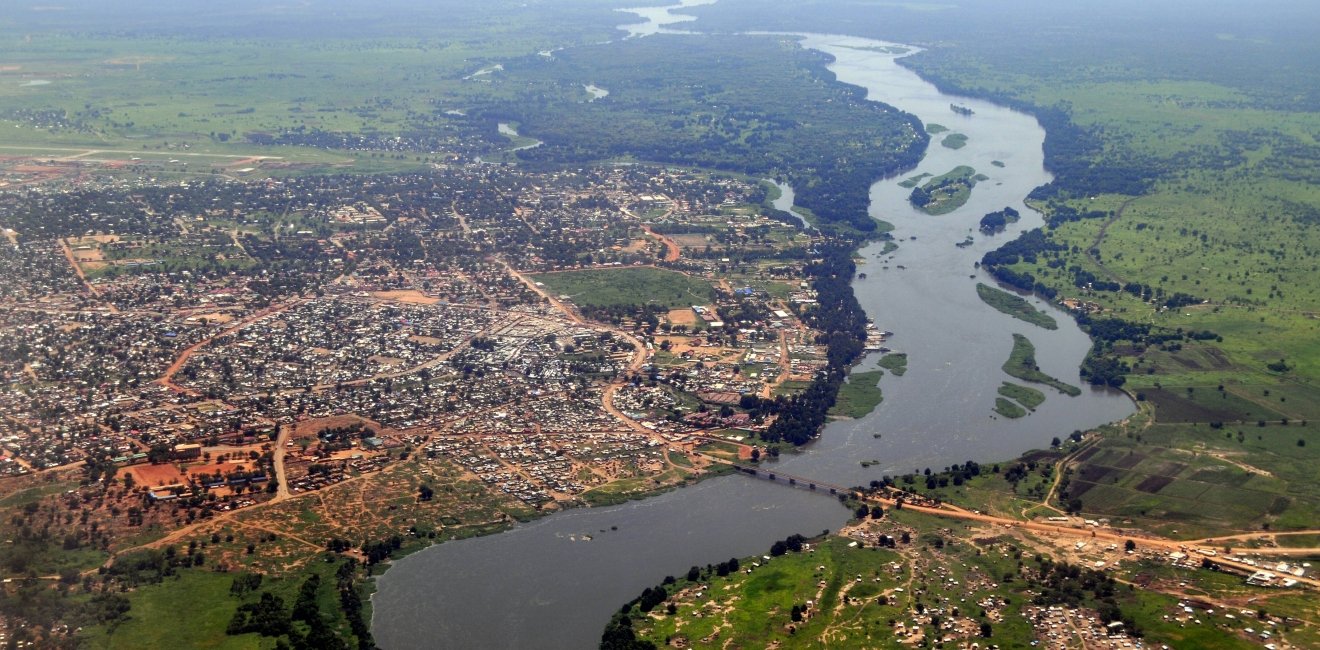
[726,463,852,496]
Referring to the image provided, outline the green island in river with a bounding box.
[830,370,885,419]
[1003,333,1083,396]
[940,132,968,149]
[907,165,985,215]
[999,380,1047,410]
[996,381,1046,417]
[976,282,1058,329]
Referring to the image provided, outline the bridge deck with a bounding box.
[729,464,852,496]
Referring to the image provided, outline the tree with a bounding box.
[226,591,291,637]
[293,574,321,623]
[980,621,993,637]
[1124,539,1136,552]
[600,614,656,650]
[147,442,172,464]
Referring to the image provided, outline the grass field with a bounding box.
[976,283,1058,330]
[0,2,630,165]
[580,467,694,507]
[530,267,715,309]
[79,571,271,650]
[1003,333,1081,396]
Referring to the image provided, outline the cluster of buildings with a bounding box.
[0,160,841,522]
[178,298,499,393]
[1023,605,1149,649]
[1242,559,1309,588]
[425,429,666,507]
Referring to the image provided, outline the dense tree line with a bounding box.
[763,245,868,445]
[979,229,1065,297]
[336,560,375,650]
[361,534,404,566]
[221,560,370,649]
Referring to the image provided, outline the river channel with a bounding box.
[371,7,1135,650]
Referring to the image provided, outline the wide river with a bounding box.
[371,7,1134,650]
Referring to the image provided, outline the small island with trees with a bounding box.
[908,166,985,215]
[941,132,969,149]
[978,206,1021,234]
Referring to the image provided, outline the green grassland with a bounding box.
[976,283,1058,329]
[0,2,637,178]
[581,467,696,507]
[0,476,80,509]
[79,571,272,650]
[530,267,715,310]
[1003,333,1081,396]
[831,369,884,418]
[0,33,460,152]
